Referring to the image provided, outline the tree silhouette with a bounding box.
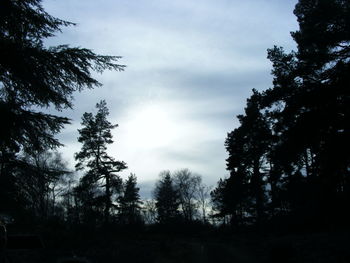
[0,0,124,155]
[222,91,271,226]
[173,169,201,222]
[75,100,127,224]
[0,0,124,220]
[262,0,350,226]
[72,174,101,225]
[0,148,71,222]
[153,171,180,224]
[216,0,350,229]
[142,199,157,225]
[211,178,230,224]
[197,184,211,223]
[118,173,143,225]
[18,150,71,220]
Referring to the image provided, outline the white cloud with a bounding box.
[43,0,298,196]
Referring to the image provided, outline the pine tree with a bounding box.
[153,171,180,224]
[262,0,350,226]
[75,100,126,224]
[118,173,143,225]
[224,91,271,226]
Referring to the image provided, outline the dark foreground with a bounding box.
[4,226,350,263]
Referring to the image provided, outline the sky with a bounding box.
[43,0,298,197]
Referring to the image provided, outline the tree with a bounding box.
[217,0,350,230]
[72,174,104,225]
[60,175,77,224]
[153,171,180,224]
[197,184,211,223]
[211,171,250,227]
[173,169,202,221]
[224,91,271,226]
[118,173,143,225]
[142,199,157,225]
[11,149,71,221]
[0,0,124,154]
[75,100,126,224]
[0,0,124,218]
[210,178,227,220]
[260,0,350,226]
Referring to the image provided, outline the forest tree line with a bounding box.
[211,0,350,231]
[1,0,349,233]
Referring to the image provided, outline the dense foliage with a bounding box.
[0,0,124,221]
[212,0,350,230]
[0,0,349,244]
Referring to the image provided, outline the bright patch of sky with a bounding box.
[43,0,298,197]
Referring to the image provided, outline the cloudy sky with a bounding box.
[43,0,298,196]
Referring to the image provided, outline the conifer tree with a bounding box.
[75,100,126,223]
[224,91,271,226]
[262,0,350,225]
[217,0,350,229]
[118,173,142,224]
[0,0,124,155]
[0,0,124,217]
[153,171,180,224]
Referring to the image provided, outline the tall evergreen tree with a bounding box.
[211,178,231,225]
[75,100,126,224]
[118,173,143,225]
[261,0,350,225]
[214,0,350,230]
[0,0,124,217]
[153,171,180,224]
[223,91,271,226]
[0,0,124,155]
[73,174,103,225]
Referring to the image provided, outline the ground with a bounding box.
[4,227,350,263]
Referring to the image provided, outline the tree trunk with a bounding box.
[104,173,111,224]
[253,158,264,228]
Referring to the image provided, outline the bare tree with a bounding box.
[142,199,157,225]
[173,169,202,221]
[17,150,71,219]
[197,184,212,223]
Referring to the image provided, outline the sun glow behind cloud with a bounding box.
[121,103,177,149]
[44,0,299,195]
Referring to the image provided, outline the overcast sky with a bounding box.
[43,0,298,197]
